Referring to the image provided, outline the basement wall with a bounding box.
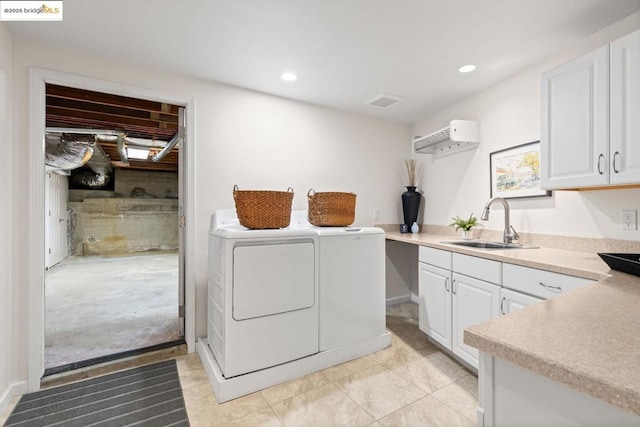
[68,169,179,256]
[69,169,178,202]
[68,198,178,256]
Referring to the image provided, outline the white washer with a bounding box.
[208,209,319,378]
[314,226,386,351]
[291,210,386,351]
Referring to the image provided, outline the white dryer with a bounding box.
[208,209,319,378]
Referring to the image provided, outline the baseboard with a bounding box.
[385,295,411,306]
[0,381,27,416]
[386,293,419,306]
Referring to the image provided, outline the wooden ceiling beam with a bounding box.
[46,96,179,124]
[47,84,180,115]
[46,106,179,132]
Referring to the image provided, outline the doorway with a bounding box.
[42,83,186,374]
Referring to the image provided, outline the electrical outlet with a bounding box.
[622,210,637,231]
[373,209,380,221]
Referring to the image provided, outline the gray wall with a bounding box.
[68,169,179,256]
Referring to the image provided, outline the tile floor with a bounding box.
[1,302,477,426]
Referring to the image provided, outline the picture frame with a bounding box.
[489,141,551,199]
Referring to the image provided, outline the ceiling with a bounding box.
[46,84,180,173]
[7,0,640,123]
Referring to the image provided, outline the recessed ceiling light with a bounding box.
[281,72,297,81]
[458,64,477,73]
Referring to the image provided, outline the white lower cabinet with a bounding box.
[500,288,543,314]
[452,273,500,368]
[418,262,451,349]
[418,247,500,369]
[479,354,640,427]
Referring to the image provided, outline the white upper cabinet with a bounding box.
[541,28,640,190]
[541,45,609,189]
[610,30,640,184]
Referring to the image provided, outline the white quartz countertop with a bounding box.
[386,231,640,416]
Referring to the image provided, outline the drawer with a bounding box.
[419,246,452,270]
[453,253,501,284]
[502,263,594,299]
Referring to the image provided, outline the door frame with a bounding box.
[28,67,196,391]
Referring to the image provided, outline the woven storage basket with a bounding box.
[233,185,294,229]
[307,189,356,226]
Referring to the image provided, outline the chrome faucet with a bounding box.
[480,197,520,244]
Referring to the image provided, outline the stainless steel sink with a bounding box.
[441,240,537,249]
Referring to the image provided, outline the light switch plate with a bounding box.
[622,210,637,231]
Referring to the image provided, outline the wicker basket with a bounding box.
[307,189,356,226]
[233,185,294,229]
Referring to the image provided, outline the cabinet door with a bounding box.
[452,273,500,369]
[611,29,640,185]
[418,262,451,350]
[500,288,543,315]
[541,45,609,189]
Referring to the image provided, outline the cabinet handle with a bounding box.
[613,151,620,174]
[500,297,506,315]
[444,277,450,292]
[539,282,562,293]
[597,154,605,175]
[452,279,456,295]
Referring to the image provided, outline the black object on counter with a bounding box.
[402,186,421,227]
[598,253,640,278]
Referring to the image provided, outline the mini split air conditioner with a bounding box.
[412,120,480,156]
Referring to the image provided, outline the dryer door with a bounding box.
[233,241,315,320]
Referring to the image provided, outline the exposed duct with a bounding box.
[116,134,130,166]
[45,130,114,188]
[45,134,94,171]
[152,130,181,162]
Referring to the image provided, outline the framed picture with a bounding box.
[489,141,551,199]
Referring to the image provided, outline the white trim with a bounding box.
[410,292,419,304]
[385,293,419,306]
[385,295,411,306]
[27,68,196,392]
[0,381,27,415]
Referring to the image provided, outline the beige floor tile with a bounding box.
[272,383,375,427]
[218,407,283,427]
[381,348,468,394]
[184,383,270,426]
[431,374,478,421]
[175,353,211,390]
[385,322,435,352]
[385,302,419,326]
[367,340,415,366]
[333,364,426,420]
[261,371,331,405]
[378,395,475,427]
[321,355,378,382]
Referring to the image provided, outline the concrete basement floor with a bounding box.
[44,251,181,369]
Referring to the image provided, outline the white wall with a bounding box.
[0,22,15,409]
[413,12,640,241]
[10,38,411,380]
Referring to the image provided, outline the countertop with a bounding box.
[386,231,640,416]
[385,231,610,280]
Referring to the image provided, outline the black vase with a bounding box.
[401,186,421,230]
